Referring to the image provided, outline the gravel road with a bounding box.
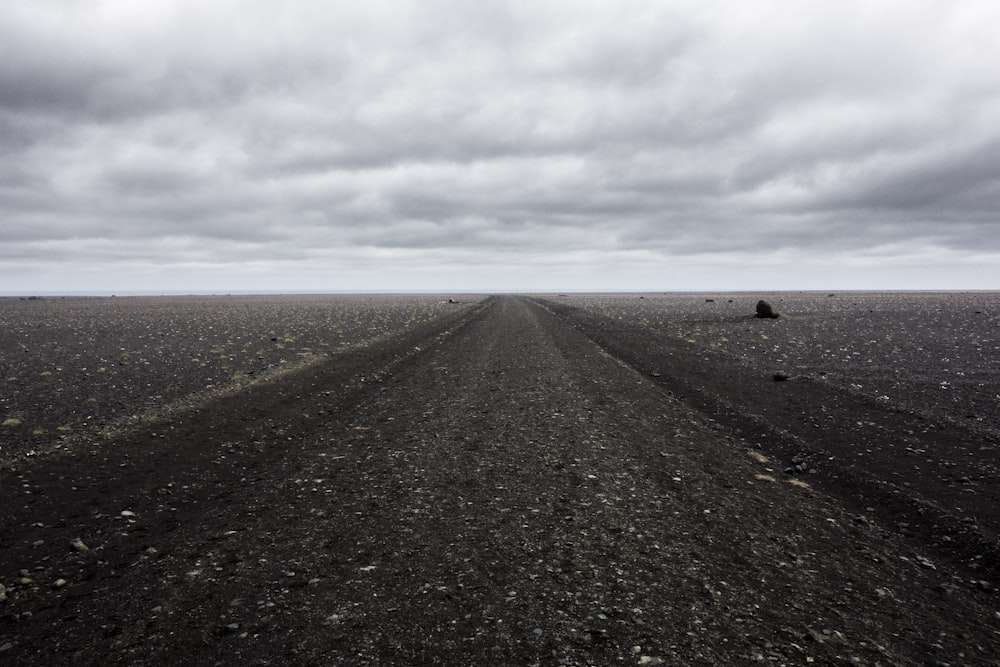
[1,296,997,665]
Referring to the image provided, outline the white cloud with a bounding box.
[2,0,999,292]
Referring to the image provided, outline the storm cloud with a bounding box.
[2,0,998,292]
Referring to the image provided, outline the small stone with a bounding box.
[70,537,89,552]
[638,657,664,665]
[120,511,136,517]
[53,578,67,589]
[0,642,12,652]
[975,580,993,592]
[533,627,543,636]
[0,584,6,602]
[756,300,779,318]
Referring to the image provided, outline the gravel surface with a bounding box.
[1,294,475,458]
[1,295,997,665]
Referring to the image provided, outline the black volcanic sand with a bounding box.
[0,294,474,458]
[1,294,998,665]
[536,292,1000,582]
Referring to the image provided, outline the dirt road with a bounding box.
[1,296,997,665]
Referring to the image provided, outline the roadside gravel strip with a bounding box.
[1,296,997,665]
[529,296,1000,586]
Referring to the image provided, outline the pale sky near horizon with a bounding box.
[2,0,999,294]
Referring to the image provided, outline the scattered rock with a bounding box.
[70,537,89,552]
[120,510,136,518]
[0,584,6,602]
[52,578,67,589]
[756,300,779,319]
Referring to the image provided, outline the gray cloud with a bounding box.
[2,0,999,292]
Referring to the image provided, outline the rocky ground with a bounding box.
[0,294,997,665]
[0,294,472,458]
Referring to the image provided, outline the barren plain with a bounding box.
[0,292,998,665]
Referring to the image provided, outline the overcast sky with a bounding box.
[2,0,998,293]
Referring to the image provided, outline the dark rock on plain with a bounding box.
[755,299,779,318]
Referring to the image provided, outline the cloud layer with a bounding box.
[3,0,999,292]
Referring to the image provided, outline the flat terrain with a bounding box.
[0,293,998,665]
[1,294,473,458]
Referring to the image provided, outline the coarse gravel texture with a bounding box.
[0,294,998,665]
[0,294,477,458]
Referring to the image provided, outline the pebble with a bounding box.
[70,537,89,552]
[0,584,6,602]
[120,511,136,517]
[53,578,67,589]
